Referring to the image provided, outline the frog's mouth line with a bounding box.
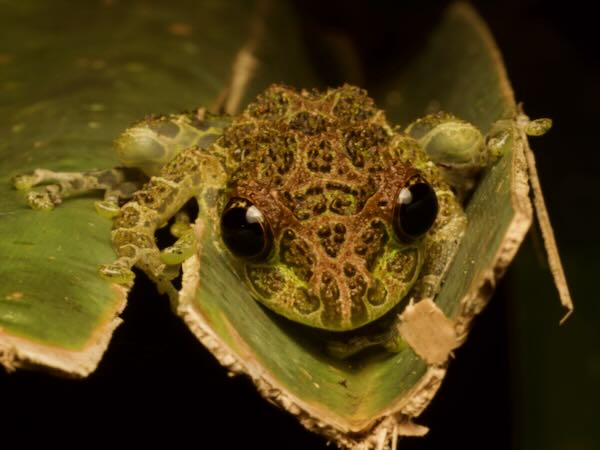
[243,244,422,332]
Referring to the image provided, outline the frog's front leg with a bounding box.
[100,147,227,295]
[15,110,231,216]
[14,167,144,216]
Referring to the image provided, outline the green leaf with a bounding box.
[0,0,317,375]
[175,3,532,447]
[1,2,538,448]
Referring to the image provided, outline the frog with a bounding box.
[14,84,495,358]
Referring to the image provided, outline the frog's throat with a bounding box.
[243,241,424,331]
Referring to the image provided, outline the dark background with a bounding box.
[1,1,598,449]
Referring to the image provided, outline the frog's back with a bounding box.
[216,85,453,331]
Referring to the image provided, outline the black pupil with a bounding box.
[221,200,267,258]
[395,182,438,240]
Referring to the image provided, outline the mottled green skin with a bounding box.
[105,85,466,331]
[16,85,470,335]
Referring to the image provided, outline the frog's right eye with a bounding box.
[221,197,273,260]
[393,176,438,242]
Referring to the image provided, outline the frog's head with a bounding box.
[215,85,449,331]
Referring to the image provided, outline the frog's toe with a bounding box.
[99,262,135,285]
[525,117,552,136]
[25,191,57,211]
[160,231,196,265]
[13,174,37,191]
[94,199,120,218]
[160,245,194,266]
[486,128,512,158]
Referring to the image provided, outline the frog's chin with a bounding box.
[243,281,415,333]
[242,248,424,331]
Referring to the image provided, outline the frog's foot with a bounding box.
[485,115,552,159]
[24,187,62,211]
[14,167,144,212]
[13,169,63,191]
[326,327,408,359]
[15,171,71,210]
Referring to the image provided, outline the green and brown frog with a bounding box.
[14,84,504,357]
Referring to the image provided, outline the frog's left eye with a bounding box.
[221,197,272,260]
[393,176,438,242]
